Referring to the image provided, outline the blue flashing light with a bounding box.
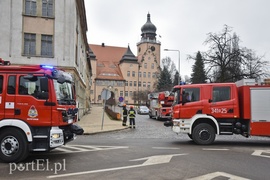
[179,81,186,85]
[41,65,54,69]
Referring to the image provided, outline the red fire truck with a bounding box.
[0,60,83,162]
[164,79,270,145]
[148,91,174,120]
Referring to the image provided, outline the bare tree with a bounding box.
[201,25,269,82]
[241,48,270,79]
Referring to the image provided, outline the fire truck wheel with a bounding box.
[192,123,216,145]
[0,128,29,163]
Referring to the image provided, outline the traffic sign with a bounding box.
[119,96,124,102]
[101,89,111,100]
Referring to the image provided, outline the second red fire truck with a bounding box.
[164,79,270,145]
[148,91,174,120]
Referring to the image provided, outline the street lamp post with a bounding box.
[164,49,180,84]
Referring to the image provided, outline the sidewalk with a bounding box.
[76,105,128,134]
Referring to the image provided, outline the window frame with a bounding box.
[24,33,36,56]
[41,34,53,57]
[25,0,37,16]
[42,0,54,17]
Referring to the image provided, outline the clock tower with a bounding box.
[137,13,161,91]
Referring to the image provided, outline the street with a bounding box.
[1,114,270,180]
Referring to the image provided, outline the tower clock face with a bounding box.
[151,46,155,51]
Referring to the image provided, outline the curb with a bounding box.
[82,127,129,135]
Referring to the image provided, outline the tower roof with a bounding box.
[119,45,138,63]
[141,13,157,33]
[140,13,157,42]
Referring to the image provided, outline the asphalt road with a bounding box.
[1,114,270,180]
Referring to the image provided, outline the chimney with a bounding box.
[101,43,105,47]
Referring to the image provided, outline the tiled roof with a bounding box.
[89,44,128,81]
[120,45,138,63]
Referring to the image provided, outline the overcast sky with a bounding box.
[85,0,270,77]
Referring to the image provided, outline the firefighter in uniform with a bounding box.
[128,106,136,128]
[122,104,128,126]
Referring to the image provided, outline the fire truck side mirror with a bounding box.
[57,76,65,84]
[40,78,48,92]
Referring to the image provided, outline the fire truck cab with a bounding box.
[165,79,270,145]
[0,61,83,162]
[148,91,174,120]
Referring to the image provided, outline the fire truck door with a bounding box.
[15,75,52,126]
[209,85,236,119]
[4,75,16,119]
[0,75,4,120]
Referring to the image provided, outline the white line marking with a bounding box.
[187,171,250,180]
[152,147,180,150]
[202,148,229,151]
[252,150,270,158]
[47,154,187,179]
[51,145,128,154]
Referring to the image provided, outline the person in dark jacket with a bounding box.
[128,106,136,128]
[122,104,128,126]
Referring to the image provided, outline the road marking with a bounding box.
[187,171,250,180]
[152,147,180,150]
[202,148,229,151]
[51,145,128,154]
[252,150,270,158]
[130,154,186,165]
[47,154,188,179]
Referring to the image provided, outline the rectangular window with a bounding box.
[0,75,3,94]
[148,72,151,78]
[143,72,146,78]
[125,91,128,97]
[212,86,231,102]
[139,72,142,77]
[147,82,151,88]
[143,82,146,87]
[8,76,16,94]
[41,35,53,57]
[129,81,132,86]
[152,72,156,78]
[120,91,123,97]
[183,88,200,102]
[134,81,137,87]
[25,0,37,16]
[129,91,133,97]
[132,71,135,77]
[138,81,141,87]
[144,63,147,68]
[42,0,54,17]
[24,33,36,56]
[125,81,128,86]
[127,71,130,77]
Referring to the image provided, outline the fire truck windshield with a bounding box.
[53,80,75,105]
[172,88,181,105]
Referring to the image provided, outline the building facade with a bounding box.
[0,0,91,118]
[90,13,161,104]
